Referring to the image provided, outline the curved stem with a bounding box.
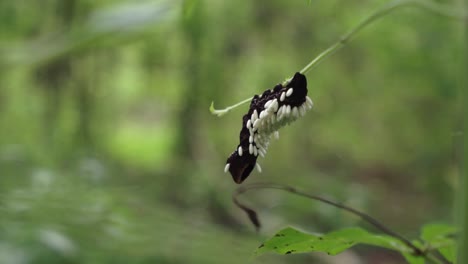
[209,97,252,117]
[233,182,451,264]
[210,0,466,116]
[299,0,467,75]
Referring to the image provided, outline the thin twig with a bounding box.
[210,0,467,116]
[299,0,467,75]
[210,97,252,117]
[233,182,451,264]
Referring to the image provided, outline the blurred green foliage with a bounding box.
[0,0,460,263]
[257,224,457,263]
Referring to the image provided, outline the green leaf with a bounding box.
[421,223,456,243]
[439,246,457,263]
[420,223,457,263]
[402,253,424,264]
[255,227,413,257]
[402,240,424,264]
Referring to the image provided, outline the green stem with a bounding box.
[210,0,467,116]
[209,97,252,117]
[426,254,449,264]
[233,182,451,264]
[299,0,467,75]
[458,0,468,262]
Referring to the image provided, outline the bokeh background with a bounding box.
[0,0,462,263]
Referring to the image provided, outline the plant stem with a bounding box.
[210,0,466,116]
[426,254,449,264]
[233,182,451,264]
[299,0,467,75]
[458,0,468,262]
[209,97,252,117]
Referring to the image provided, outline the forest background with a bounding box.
[0,0,463,263]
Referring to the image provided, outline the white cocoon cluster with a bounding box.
[243,95,314,168]
[225,72,313,182]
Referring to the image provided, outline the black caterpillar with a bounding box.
[225,72,313,184]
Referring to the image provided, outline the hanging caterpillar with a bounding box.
[225,72,313,183]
